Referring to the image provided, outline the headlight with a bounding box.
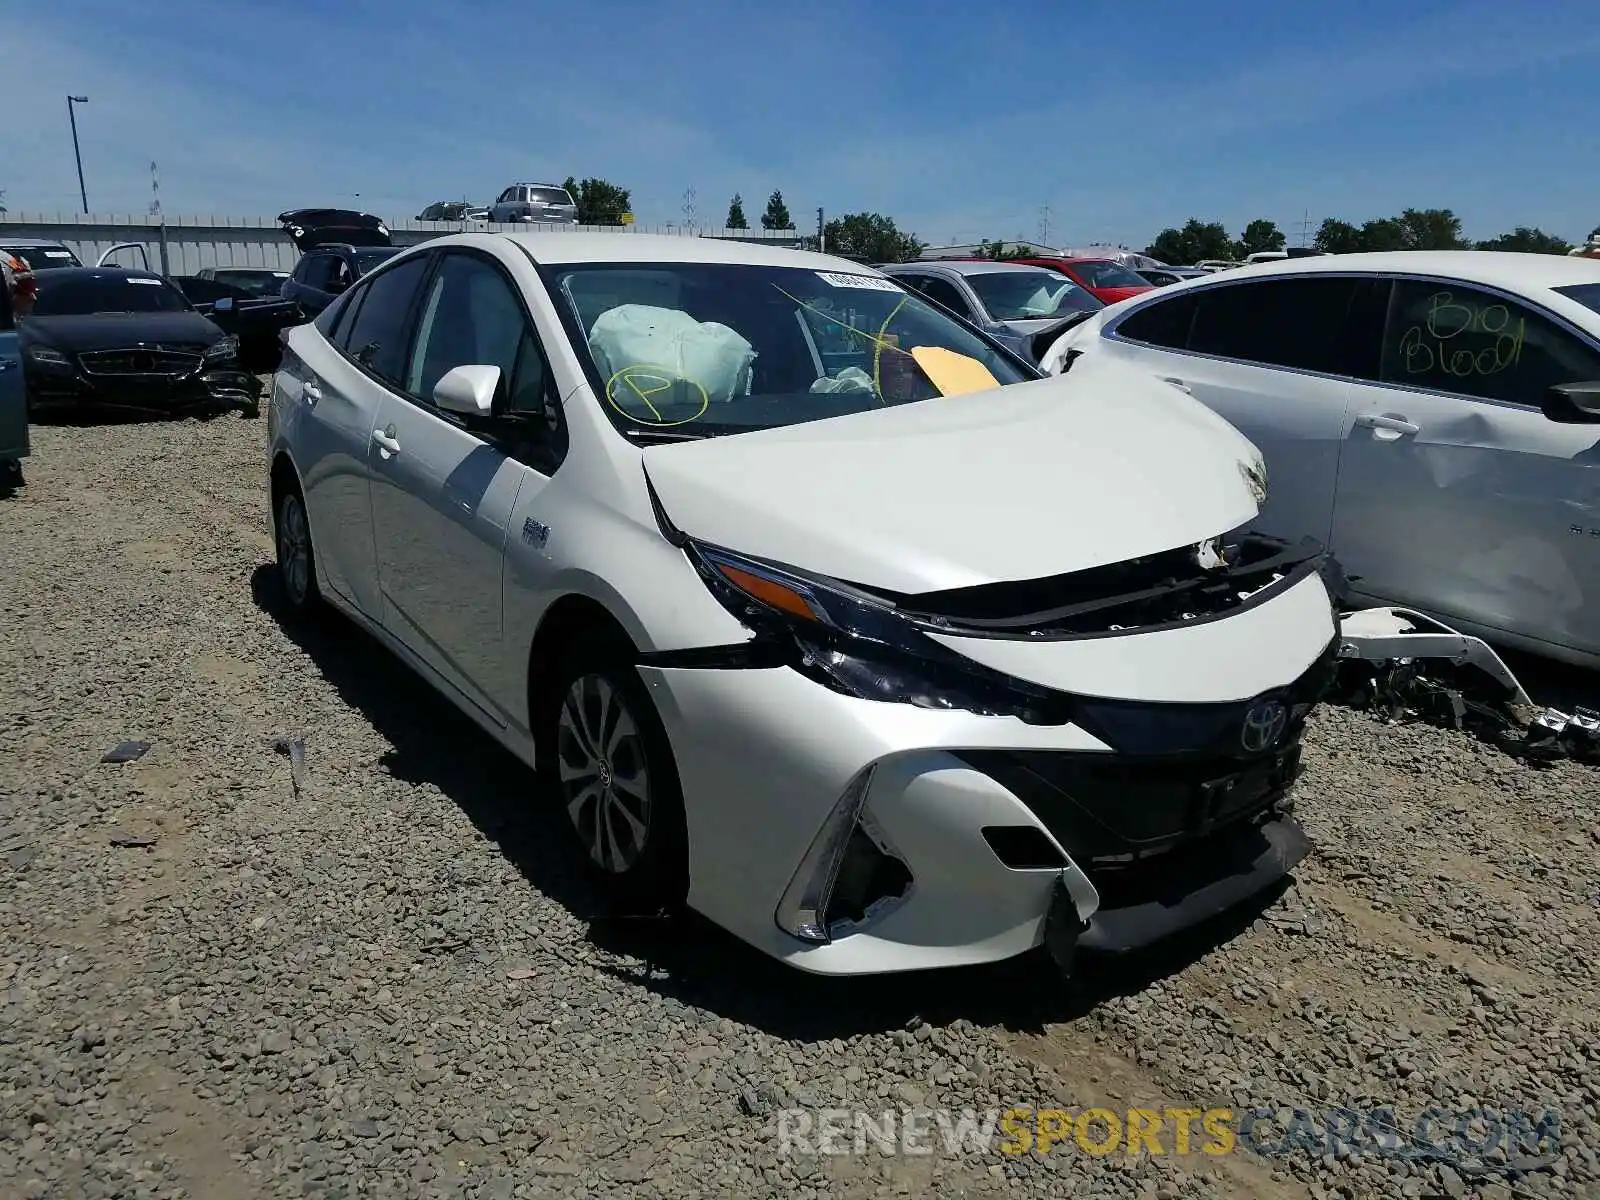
[685,541,1073,724]
[1239,455,1268,507]
[27,345,68,366]
[204,335,239,362]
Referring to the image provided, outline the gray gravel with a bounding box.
[2,412,1596,1200]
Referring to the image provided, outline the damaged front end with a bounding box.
[661,499,1340,963]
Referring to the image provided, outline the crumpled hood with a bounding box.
[642,355,1264,595]
[21,311,225,352]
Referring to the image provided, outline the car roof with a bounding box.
[1013,255,1114,265]
[469,231,881,271]
[1,238,74,248]
[1204,250,1600,293]
[883,261,1070,278]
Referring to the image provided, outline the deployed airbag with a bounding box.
[588,304,756,409]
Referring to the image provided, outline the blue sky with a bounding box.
[5,0,1599,249]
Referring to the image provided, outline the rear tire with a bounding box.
[273,484,320,615]
[537,636,688,912]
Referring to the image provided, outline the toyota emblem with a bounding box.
[1240,698,1288,753]
[131,350,155,372]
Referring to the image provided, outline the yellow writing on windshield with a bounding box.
[910,346,1001,396]
[604,365,710,426]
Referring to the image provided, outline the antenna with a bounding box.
[1038,203,1051,247]
[1299,209,1315,247]
[682,186,697,230]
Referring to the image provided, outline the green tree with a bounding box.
[1236,218,1286,257]
[1358,217,1406,252]
[1145,218,1235,265]
[1396,207,1468,250]
[725,193,748,230]
[979,239,1030,260]
[823,213,924,263]
[761,190,793,231]
[561,176,631,226]
[1313,218,1365,254]
[1474,226,1571,254]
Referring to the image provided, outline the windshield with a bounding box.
[1553,283,1600,318]
[30,273,191,316]
[3,245,82,270]
[354,248,401,273]
[214,269,288,297]
[1069,260,1149,288]
[545,261,1036,441]
[964,270,1101,321]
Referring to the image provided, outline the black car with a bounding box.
[171,275,300,372]
[20,268,259,417]
[1,239,84,271]
[278,208,400,318]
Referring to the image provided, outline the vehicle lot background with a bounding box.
[0,214,802,277]
[1,408,1597,1200]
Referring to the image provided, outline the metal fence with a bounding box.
[0,213,806,275]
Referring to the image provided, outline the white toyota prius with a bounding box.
[267,232,1340,976]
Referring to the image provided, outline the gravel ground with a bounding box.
[2,410,1597,1200]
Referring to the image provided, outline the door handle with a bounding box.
[372,429,402,456]
[302,381,321,406]
[1355,413,1420,435]
[1162,377,1192,394]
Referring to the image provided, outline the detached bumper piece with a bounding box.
[1332,607,1599,764]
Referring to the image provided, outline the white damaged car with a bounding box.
[267,232,1340,976]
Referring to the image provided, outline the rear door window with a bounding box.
[1187,277,1364,374]
[298,253,336,291]
[340,256,433,386]
[1113,292,1198,349]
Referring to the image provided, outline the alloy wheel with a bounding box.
[277,493,311,606]
[556,673,653,874]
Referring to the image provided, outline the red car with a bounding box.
[1011,257,1154,304]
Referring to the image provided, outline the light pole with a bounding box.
[67,95,89,214]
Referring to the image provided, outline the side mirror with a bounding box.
[213,297,235,314]
[1542,381,1600,424]
[434,364,501,417]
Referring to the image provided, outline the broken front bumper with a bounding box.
[638,572,1336,976]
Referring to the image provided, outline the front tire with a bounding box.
[274,485,320,615]
[539,640,688,912]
